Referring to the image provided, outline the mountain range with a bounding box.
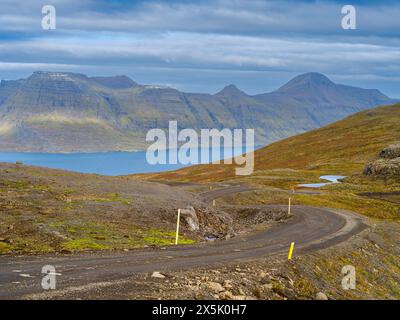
[0,71,396,152]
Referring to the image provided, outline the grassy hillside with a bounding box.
[143,104,400,220]
[147,103,400,182]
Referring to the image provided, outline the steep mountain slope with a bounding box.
[147,103,400,182]
[0,71,395,152]
[254,72,393,127]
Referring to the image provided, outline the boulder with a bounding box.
[379,144,400,159]
[219,291,233,300]
[151,271,166,279]
[364,158,400,177]
[315,292,328,300]
[207,281,224,293]
[180,206,200,231]
[364,143,400,178]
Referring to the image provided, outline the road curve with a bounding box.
[0,186,368,299]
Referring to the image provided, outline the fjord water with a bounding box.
[0,147,252,176]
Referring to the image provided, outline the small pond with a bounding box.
[298,175,346,188]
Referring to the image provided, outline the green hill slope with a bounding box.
[150,103,400,182]
[145,103,400,220]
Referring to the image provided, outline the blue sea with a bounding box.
[0,147,257,176]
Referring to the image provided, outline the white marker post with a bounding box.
[212,199,216,207]
[288,197,291,216]
[175,209,181,245]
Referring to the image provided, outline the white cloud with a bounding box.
[0,0,398,95]
[1,32,399,73]
[0,62,81,71]
[0,0,399,36]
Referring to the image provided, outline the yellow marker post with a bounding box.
[175,209,181,245]
[288,197,291,216]
[288,242,295,260]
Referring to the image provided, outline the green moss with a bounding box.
[0,238,54,255]
[10,238,54,254]
[49,221,196,252]
[142,236,175,245]
[144,229,195,245]
[0,242,14,254]
[51,221,111,238]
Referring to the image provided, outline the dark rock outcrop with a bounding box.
[379,144,400,159]
[364,143,400,178]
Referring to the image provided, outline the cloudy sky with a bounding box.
[0,0,399,96]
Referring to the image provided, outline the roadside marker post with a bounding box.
[175,209,181,245]
[213,199,216,207]
[288,242,295,260]
[288,197,291,216]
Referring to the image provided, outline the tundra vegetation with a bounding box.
[0,165,199,255]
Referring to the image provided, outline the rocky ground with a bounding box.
[21,220,400,300]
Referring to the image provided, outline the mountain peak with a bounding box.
[29,71,88,81]
[216,84,247,97]
[27,72,138,90]
[90,75,138,89]
[298,72,332,81]
[277,72,334,93]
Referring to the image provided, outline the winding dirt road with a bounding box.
[0,185,367,299]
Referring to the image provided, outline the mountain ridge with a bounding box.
[0,71,396,152]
